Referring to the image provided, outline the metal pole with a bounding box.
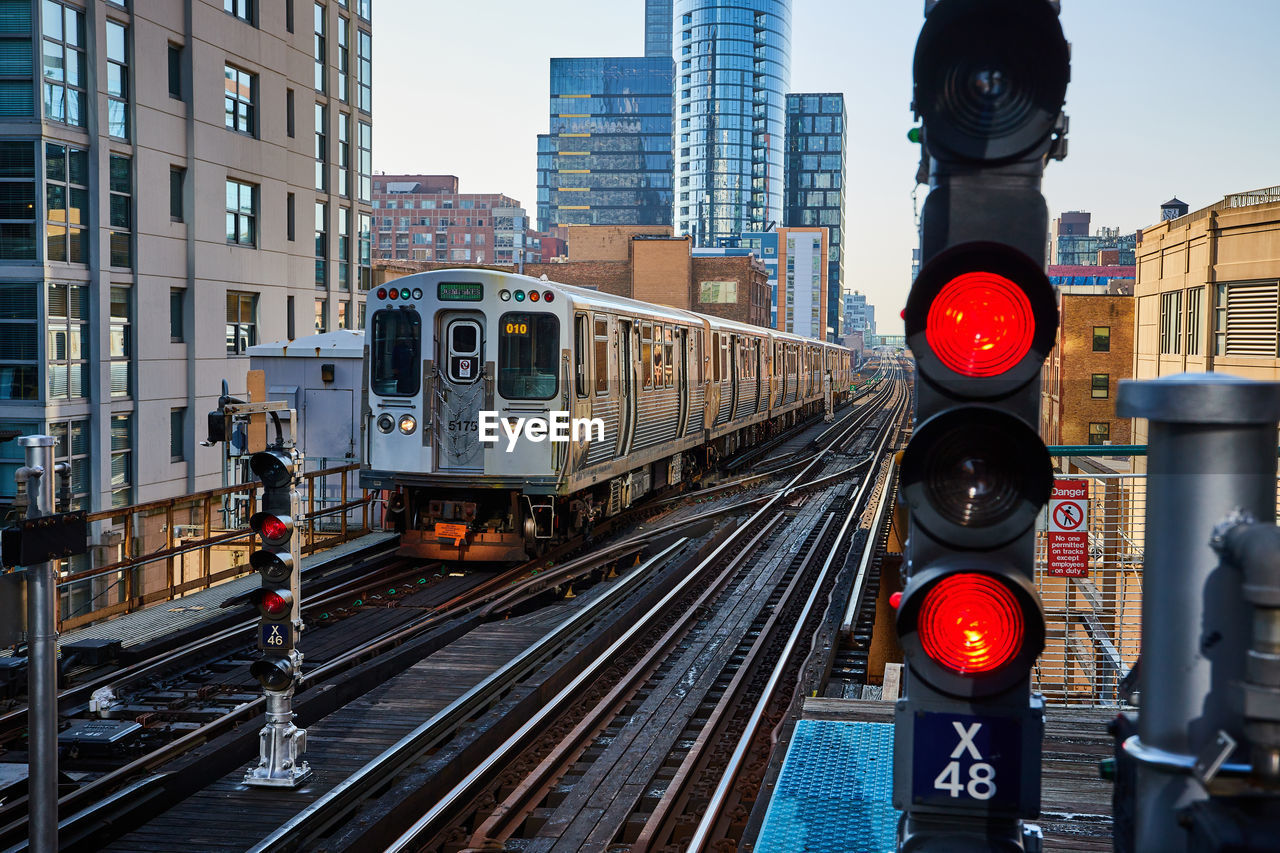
[19,434,57,853]
[1116,373,1280,852]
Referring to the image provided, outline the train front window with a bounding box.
[370,308,422,396]
[498,312,559,400]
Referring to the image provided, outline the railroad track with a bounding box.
[223,370,910,852]
[0,374,902,853]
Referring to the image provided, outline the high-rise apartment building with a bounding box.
[776,226,826,339]
[784,92,845,341]
[536,57,674,232]
[673,0,791,247]
[0,0,373,512]
[373,175,540,267]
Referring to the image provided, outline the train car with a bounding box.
[361,268,850,561]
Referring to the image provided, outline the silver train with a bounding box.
[361,268,854,561]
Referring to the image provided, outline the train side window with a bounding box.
[721,335,729,381]
[711,332,719,382]
[574,313,589,398]
[653,323,665,388]
[663,326,674,387]
[593,317,609,394]
[641,322,653,390]
[370,308,422,397]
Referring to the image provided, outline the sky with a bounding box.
[372,0,1280,336]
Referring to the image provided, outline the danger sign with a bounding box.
[1048,479,1088,577]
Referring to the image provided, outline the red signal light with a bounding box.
[543,290,554,303]
[917,572,1023,674]
[926,271,1035,378]
[259,515,288,542]
[260,590,289,618]
[376,288,387,299]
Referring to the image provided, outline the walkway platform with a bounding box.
[755,698,1117,852]
[4,533,398,660]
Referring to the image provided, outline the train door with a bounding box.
[676,328,689,436]
[617,319,636,456]
[729,335,740,419]
[435,312,486,472]
[752,339,762,414]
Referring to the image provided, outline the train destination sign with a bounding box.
[438,282,483,301]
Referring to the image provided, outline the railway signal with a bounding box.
[894,0,1069,848]
[243,446,312,786]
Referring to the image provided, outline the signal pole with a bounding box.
[216,401,313,787]
[894,1,1070,850]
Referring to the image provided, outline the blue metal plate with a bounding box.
[910,710,1021,809]
[757,720,897,852]
[259,622,293,651]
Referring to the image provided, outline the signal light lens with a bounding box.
[250,450,295,489]
[918,573,1023,674]
[543,290,554,303]
[529,290,540,302]
[376,288,387,299]
[926,271,1034,378]
[413,288,424,299]
[499,289,511,302]
[514,290,525,302]
[260,590,289,618]
[259,515,288,542]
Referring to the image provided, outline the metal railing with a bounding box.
[1033,469,1146,707]
[54,463,378,632]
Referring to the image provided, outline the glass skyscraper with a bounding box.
[674,0,791,247]
[537,58,674,231]
[645,0,674,58]
[785,93,846,341]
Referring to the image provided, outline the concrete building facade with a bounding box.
[372,175,540,268]
[0,0,373,512]
[673,0,791,247]
[1131,187,1280,449]
[776,226,826,340]
[784,92,845,341]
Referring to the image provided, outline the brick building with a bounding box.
[1041,291,1135,447]
[375,224,770,328]
[372,175,541,266]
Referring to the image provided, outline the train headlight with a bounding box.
[377,413,395,434]
[398,414,417,434]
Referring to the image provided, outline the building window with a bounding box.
[286,87,295,137]
[109,287,130,398]
[356,29,371,112]
[0,142,36,260]
[1092,325,1109,352]
[170,408,185,461]
[226,291,256,354]
[223,0,254,23]
[42,0,86,126]
[338,114,350,197]
[357,120,371,202]
[314,298,327,332]
[223,64,255,135]
[0,0,34,118]
[314,201,327,287]
[1214,283,1227,356]
[357,0,369,19]
[0,282,37,400]
[338,207,350,291]
[169,166,185,221]
[170,288,184,341]
[313,3,325,92]
[1187,286,1204,356]
[225,179,256,246]
[1159,290,1182,355]
[110,414,132,508]
[337,299,349,330]
[108,154,131,268]
[44,142,86,263]
[336,15,349,102]
[46,282,87,400]
[287,192,295,241]
[314,102,326,190]
[1088,422,1110,446]
[105,20,128,138]
[358,211,371,291]
[49,418,89,510]
[1091,373,1108,399]
[167,43,183,99]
